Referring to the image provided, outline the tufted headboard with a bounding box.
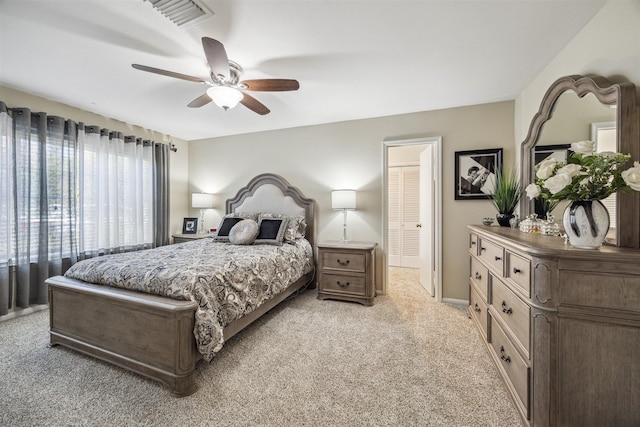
[226,173,316,249]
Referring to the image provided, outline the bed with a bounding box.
[45,173,316,396]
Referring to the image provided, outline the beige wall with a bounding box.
[515,0,640,159]
[0,85,191,237]
[189,101,515,301]
[5,0,635,303]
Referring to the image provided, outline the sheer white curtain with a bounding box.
[78,125,154,257]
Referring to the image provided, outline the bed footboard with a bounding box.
[47,276,199,397]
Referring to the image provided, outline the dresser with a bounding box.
[468,225,640,426]
[317,241,377,306]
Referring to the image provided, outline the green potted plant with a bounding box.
[491,168,521,226]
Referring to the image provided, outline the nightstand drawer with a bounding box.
[317,242,377,306]
[321,251,366,273]
[319,273,366,295]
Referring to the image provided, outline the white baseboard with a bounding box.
[0,304,48,322]
[441,297,468,306]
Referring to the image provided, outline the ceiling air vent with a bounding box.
[146,0,214,26]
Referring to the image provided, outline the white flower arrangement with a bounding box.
[525,140,640,203]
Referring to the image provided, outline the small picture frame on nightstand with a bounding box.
[182,217,198,234]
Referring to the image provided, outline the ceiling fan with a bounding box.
[132,37,299,115]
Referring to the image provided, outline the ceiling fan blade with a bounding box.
[202,37,230,81]
[187,93,212,108]
[240,79,300,92]
[240,93,270,115]
[132,64,206,83]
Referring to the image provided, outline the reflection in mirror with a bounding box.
[532,144,572,218]
[519,73,640,248]
[531,90,617,236]
[592,121,617,242]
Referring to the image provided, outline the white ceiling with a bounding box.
[0,0,606,141]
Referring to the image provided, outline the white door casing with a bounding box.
[419,145,435,296]
[383,136,442,302]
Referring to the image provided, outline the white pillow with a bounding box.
[228,219,260,245]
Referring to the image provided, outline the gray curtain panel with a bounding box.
[0,107,78,311]
[153,142,170,247]
[0,101,170,316]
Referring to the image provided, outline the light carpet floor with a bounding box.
[0,267,521,426]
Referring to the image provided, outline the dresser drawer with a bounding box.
[492,275,530,356]
[490,316,530,416]
[478,238,504,276]
[506,251,531,296]
[321,251,366,273]
[469,284,488,340]
[470,257,489,301]
[469,233,479,255]
[319,273,366,296]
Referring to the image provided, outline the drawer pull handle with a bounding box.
[474,303,481,313]
[500,346,511,363]
[480,247,486,252]
[500,346,511,364]
[336,259,350,266]
[474,272,482,280]
[495,256,502,261]
[336,281,350,287]
[513,267,521,274]
[501,301,513,314]
[471,241,476,246]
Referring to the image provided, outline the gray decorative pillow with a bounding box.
[258,213,306,243]
[228,219,260,245]
[213,212,259,242]
[254,218,288,245]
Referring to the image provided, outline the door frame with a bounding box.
[382,136,443,301]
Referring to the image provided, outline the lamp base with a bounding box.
[199,209,206,234]
[341,210,350,243]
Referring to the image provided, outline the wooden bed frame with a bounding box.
[46,173,316,396]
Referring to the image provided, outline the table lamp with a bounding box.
[331,189,356,243]
[191,193,215,234]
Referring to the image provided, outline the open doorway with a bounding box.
[383,137,442,301]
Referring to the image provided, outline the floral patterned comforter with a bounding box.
[64,238,314,361]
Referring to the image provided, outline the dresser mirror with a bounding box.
[520,75,640,248]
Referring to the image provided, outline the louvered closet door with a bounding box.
[388,169,401,266]
[388,167,421,267]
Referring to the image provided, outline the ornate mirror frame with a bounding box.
[520,74,640,248]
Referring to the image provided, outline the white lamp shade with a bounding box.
[331,190,356,210]
[191,193,216,209]
[206,86,243,110]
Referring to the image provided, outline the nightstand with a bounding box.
[172,233,211,244]
[317,241,377,306]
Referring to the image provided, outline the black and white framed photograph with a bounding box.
[454,148,503,200]
[533,144,572,168]
[182,217,198,234]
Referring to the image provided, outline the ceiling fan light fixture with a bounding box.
[206,86,243,110]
